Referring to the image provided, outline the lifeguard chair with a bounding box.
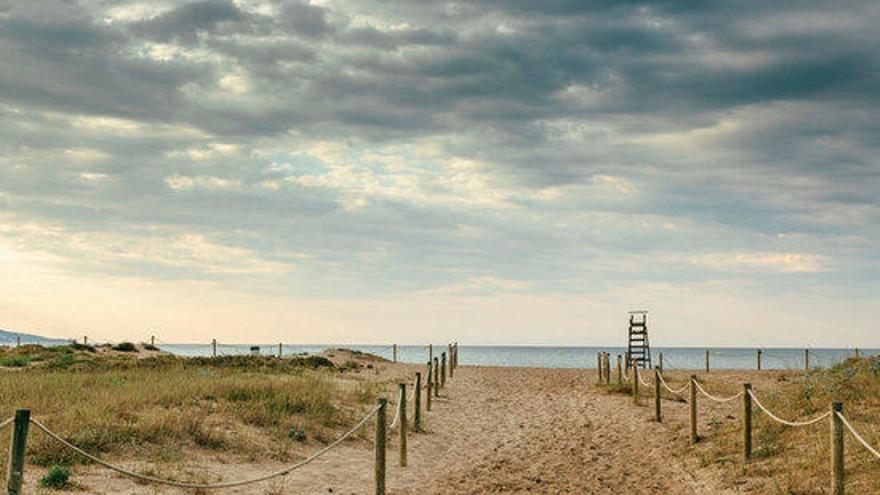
[625,310,652,369]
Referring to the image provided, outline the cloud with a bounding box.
[165,174,242,191]
[0,0,877,343]
[131,0,246,44]
[696,252,825,274]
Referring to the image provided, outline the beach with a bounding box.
[22,361,816,495]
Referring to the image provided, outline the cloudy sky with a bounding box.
[1,0,878,346]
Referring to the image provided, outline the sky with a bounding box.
[0,0,878,347]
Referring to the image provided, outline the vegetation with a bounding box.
[690,358,880,494]
[600,358,880,494]
[0,345,391,478]
[40,466,71,489]
[110,342,138,352]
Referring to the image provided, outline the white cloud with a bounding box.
[165,174,242,191]
[696,252,825,273]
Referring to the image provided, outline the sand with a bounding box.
[23,364,769,494]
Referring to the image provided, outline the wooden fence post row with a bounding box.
[606,351,863,493]
[398,384,407,468]
[831,402,844,495]
[448,344,454,378]
[616,355,622,384]
[742,383,752,464]
[425,361,433,411]
[603,352,611,385]
[653,367,661,422]
[689,375,698,444]
[414,373,422,432]
[440,353,447,388]
[433,358,440,398]
[375,399,386,495]
[632,361,640,405]
[6,409,30,495]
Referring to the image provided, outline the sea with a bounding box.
[148,344,874,371]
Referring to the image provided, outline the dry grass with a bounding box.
[0,345,392,477]
[605,358,880,494]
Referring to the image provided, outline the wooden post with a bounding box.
[278,343,283,358]
[449,344,454,378]
[757,349,762,371]
[689,375,698,444]
[597,353,603,384]
[604,353,610,384]
[616,355,622,384]
[854,348,860,359]
[398,383,407,467]
[425,362,432,411]
[375,398,386,495]
[830,402,844,495]
[658,352,663,372]
[212,339,217,357]
[414,373,422,432]
[433,358,439,398]
[428,344,432,364]
[654,367,661,422]
[705,350,710,373]
[742,383,752,464]
[440,352,446,388]
[804,349,810,371]
[83,335,88,346]
[632,361,640,404]
[454,343,458,369]
[15,335,20,347]
[150,335,155,347]
[392,344,397,363]
[5,409,30,495]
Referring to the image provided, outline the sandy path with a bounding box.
[34,365,740,494]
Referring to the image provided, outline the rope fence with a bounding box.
[747,390,831,427]
[1,342,462,495]
[693,380,743,403]
[601,356,880,495]
[837,412,880,460]
[657,373,689,395]
[30,409,378,490]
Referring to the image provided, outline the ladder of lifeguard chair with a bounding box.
[626,312,652,369]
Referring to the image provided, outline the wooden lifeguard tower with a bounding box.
[625,310,652,369]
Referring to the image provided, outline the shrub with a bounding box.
[40,466,71,489]
[112,342,138,352]
[71,342,96,352]
[287,426,307,442]
[0,355,32,367]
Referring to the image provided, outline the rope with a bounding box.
[837,412,880,459]
[747,390,830,427]
[388,387,404,430]
[29,406,379,489]
[637,369,652,387]
[693,381,743,403]
[0,416,13,430]
[657,373,689,395]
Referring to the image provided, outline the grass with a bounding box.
[110,342,138,352]
[599,359,880,494]
[40,466,71,489]
[0,345,392,480]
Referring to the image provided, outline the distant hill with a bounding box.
[0,329,69,346]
